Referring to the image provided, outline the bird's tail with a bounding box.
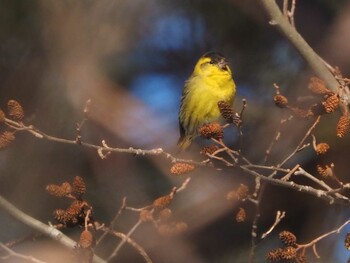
[177,135,193,153]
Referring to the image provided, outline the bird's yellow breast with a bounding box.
[180,73,236,134]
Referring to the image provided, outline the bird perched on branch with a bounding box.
[178,52,236,151]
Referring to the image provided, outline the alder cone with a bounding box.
[322,94,339,113]
[72,176,86,197]
[200,145,219,155]
[266,248,283,261]
[79,230,94,248]
[274,94,288,108]
[336,115,350,138]
[0,131,15,149]
[315,143,330,155]
[46,183,71,197]
[7,100,24,120]
[279,231,297,246]
[218,100,234,122]
[235,207,246,222]
[153,194,173,208]
[199,122,223,140]
[170,162,195,175]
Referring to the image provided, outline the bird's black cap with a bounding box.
[202,51,226,64]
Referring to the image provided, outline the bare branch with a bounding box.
[296,219,350,258]
[0,194,106,263]
[260,0,340,93]
[261,211,286,239]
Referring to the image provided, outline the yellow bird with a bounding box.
[178,52,236,150]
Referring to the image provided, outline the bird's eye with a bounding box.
[209,60,214,64]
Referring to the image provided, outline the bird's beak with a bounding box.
[218,59,228,71]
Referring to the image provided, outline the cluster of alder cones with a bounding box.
[266,230,307,262]
[46,176,95,262]
[0,100,24,149]
[274,77,350,138]
[226,184,250,222]
[139,188,188,236]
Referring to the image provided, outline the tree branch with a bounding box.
[0,195,106,263]
[260,0,340,93]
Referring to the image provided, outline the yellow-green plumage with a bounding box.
[178,52,236,150]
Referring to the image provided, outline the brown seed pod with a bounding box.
[236,184,249,199]
[46,182,72,197]
[199,122,223,140]
[217,100,234,123]
[0,131,15,149]
[281,246,297,260]
[308,77,331,95]
[170,163,195,176]
[72,176,86,197]
[274,94,288,108]
[235,207,246,223]
[227,184,249,201]
[153,194,173,209]
[279,231,297,246]
[345,232,350,250]
[7,100,24,121]
[336,115,350,138]
[200,145,220,155]
[266,248,283,262]
[79,230,94,248]
[317,164,334,179]
[140,209,154,222]
[315,143,330,155]
[322,93,339,113]
[53,209,69,224]
[66,200,84,219]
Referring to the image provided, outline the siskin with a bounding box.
[178,52,236,150]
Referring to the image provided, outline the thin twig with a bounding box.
[240,166,350,205]
[296,219,350,259]
[261,211,286,239]
[75,99,91,144]
[4,118,205,166]
[288,0,296,27]
[96,197,127,245]
[243,164,290,173]
[280,164,300,181]
[269,116,321,178]
[175,177,191,193]
[102,228,153,263]
[295,167,348,200]
[237,99,247,151]
[106,219,143,262]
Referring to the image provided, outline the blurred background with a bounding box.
[1,0,350,262]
